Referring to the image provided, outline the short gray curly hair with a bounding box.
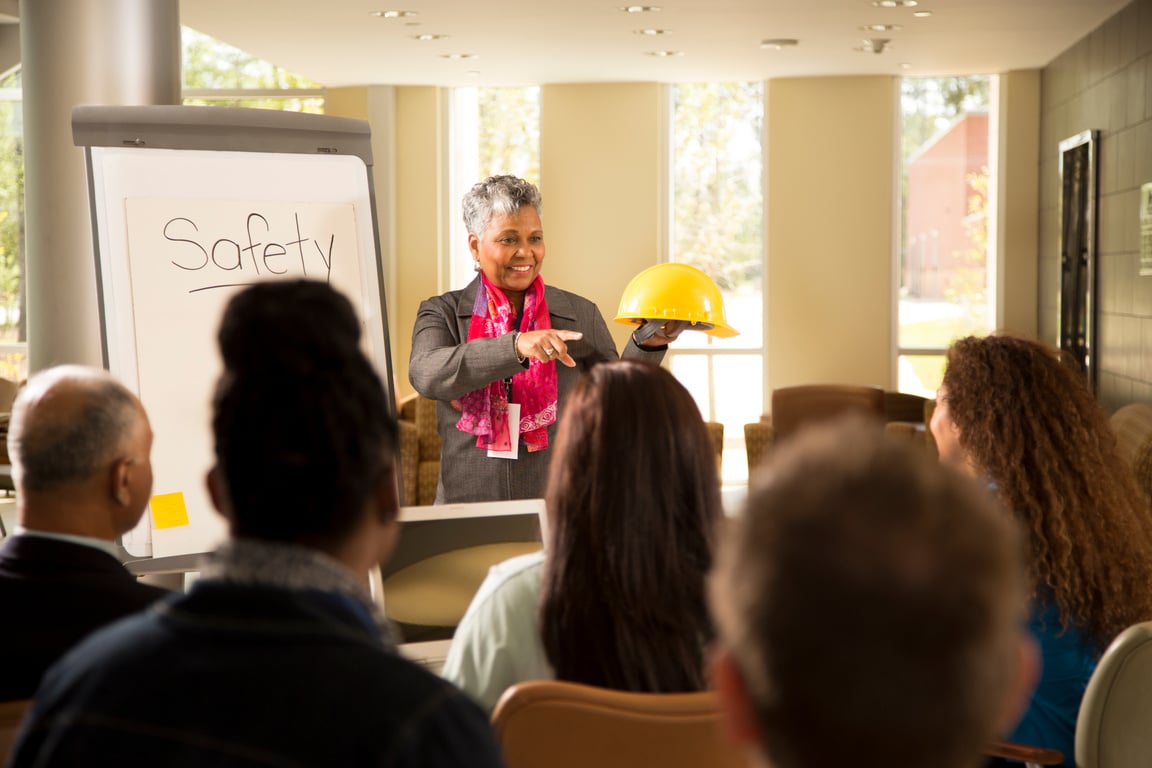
[461,175,542,236]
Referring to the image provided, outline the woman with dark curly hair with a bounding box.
[931,333,1152,766]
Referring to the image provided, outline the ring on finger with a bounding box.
[544,347,556,356]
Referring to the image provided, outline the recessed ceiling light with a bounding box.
[860,24,902,32]
[441,53,478,60]
[855,38,891,53]
[912,9,933,17]
[621,5,661,12]
[644,50,682,57]
[899,62,914,69]
[635,28,670,36]
[371,9,417,18]
[411,34,448,41]
[760,38,799,50]
[872,0,917,6]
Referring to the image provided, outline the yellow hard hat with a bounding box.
[614,263,739,338]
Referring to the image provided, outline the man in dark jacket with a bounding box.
[0,365,167,701]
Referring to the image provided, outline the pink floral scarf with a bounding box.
[456,274,558,452]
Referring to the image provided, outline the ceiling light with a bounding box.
[912,10,933,17]
[621,6,661,12]
[899,62,913,69]
[855,38,891,53]
[860,24,902,32]
[871,0,917,6]
[411,34,448,41]
[760,38,799,50]
[644,50,683,57]
[441,53,478,60]
[635,28,670,36]
[371,9,417,18]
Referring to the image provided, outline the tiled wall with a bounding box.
[1038,0,1152,411]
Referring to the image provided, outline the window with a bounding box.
[667,82,764,485]
[0,67,25,382]
[898,76,996,396]
[448,87,540,290]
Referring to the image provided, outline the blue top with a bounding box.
[1009,598,1098,766]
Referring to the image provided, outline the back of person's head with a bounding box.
[541,359,721,693]
[211,280,396,546]
[710,417,1033,768]
[940,332,1152,649]
[9,365,143,495]
[461,174,542,236]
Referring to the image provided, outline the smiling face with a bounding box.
[469,205,545,301]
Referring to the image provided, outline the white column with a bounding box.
[20,0,179,371]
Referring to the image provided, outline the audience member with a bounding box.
[11,281,503,766]
[0,365,166,701]
[443,358,720,711]
[931,333,1152,765]
[709,418,1038,768]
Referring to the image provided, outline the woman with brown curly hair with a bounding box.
[931,333,1152,766]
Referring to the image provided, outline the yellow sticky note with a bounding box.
[150,492,190,529]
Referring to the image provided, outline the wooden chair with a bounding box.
[492,680,746,768]
[987,619,1152,768]
[0,699,31,768]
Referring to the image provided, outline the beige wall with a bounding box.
[996,70,1041,338]
[325,85,400,393]
[540,82,665,353]
[765,76,895,390]
[390,86,445,398]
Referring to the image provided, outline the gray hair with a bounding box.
[461,175,543,236]
[9,365,140,493]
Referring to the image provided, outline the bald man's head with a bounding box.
[9,366,153,536]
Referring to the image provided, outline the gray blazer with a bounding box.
[409,276,664,503]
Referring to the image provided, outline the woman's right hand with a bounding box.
[517,329,583,367]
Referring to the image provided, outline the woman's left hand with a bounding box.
[636,320,688,348]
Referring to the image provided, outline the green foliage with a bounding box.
[671,82,763,292]
[476,87,540,182]
[0,96,23,341]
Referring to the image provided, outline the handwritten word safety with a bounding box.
[163,211,338,292]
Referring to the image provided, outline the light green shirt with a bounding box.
[441,549,553,713]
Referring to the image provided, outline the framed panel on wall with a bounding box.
[1057,129,1099,392]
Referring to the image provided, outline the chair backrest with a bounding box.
[492,680,747,768]
[0,699,31,768]
[770,384,886,443]
[1075,620,1152,768]
[1109,403,1152,506]
[883,390,929,424]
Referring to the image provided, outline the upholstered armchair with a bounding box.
[397,393,441,507]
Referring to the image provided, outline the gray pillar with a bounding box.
[20,0,179,371]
